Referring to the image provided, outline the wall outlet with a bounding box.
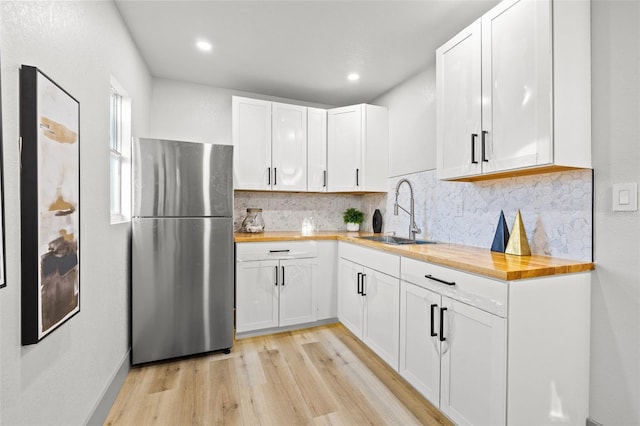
[453,199,463,217]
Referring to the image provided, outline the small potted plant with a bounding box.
[343,208,364,232]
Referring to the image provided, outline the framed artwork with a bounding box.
[20,65,80,344]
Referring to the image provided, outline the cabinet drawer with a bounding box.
[401,257,507,317]
[339,242,400,278]
[236,241,318,261]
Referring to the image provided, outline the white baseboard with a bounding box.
[85,350,130,425]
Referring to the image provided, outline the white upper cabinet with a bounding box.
[436,19,482,179]
[234,96,388,192]
[307,107,328,192]
[327,104,388,192]
[272,102,307,191]
[233,97,307,191]
[232,97,272,190]
[436,0,591,181]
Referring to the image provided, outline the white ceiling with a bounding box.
[115,0,499,106]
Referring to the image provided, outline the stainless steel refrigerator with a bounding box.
[131,138,233,365]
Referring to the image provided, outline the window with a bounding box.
[109,78,131,223]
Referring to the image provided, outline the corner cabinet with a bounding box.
[327,104,388,192]
[436,0,591,181]
[232,97,307,191]
[307,107,328,192]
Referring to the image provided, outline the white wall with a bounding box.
[372,67,436,177]
[590,1,640,425]
[149,78,333,144]
[0,1,152,424]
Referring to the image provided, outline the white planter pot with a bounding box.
[346,222,360,232]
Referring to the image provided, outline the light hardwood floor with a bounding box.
[105,324,452,425]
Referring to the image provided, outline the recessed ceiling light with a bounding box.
[347,73,360,82]
[196,40,213,52]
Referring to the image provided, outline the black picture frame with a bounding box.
[20,65,80,345]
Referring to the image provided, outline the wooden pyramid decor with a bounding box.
[505,210,531,256]
[491,210,510,253]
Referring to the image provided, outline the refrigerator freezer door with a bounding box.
[133,138,233,218]
[131,217,234,365]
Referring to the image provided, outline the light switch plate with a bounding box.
[612,183,638,211]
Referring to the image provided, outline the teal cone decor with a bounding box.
[491,210,510,253]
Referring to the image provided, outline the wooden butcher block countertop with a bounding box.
[234,231,594,281]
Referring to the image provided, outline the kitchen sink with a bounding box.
[358,235,437,245]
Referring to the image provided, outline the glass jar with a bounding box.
[241,208,265,233]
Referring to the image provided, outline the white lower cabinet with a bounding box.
[400,281,507,426]
[400,256,590,426]
[236,241,322,334]
[236,257,316,333]
[338,243,400,369]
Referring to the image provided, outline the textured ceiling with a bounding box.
[115,0,499,106]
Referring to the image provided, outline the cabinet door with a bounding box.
[235,260,279,333]
[272,102,307,191]
[399,281,441,406]
[232,97,272,190]
[307,107,327,192]
[279,258,317,326]
[337,259,364,337]
[440,298,507,426]
[327,105,362,192]
[362,268,400,370]
[436,20,482,180]
[481,0,552,173]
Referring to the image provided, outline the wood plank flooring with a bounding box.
[105,324,452,426]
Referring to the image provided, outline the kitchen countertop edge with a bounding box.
[234,231,595,281]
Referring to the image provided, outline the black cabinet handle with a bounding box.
[268,167,271,185]
[281,266,285,286]
[430,304,438,337]
[481,130,488,162]
[356,168,359,186]
[361,274,367,296]
[274,167,277,185]
[440,307,447,342]
[425,274,456,286]
[471,134,478,164]
[323,170,327,187]
[269,249,290,253]
[274,266,278,286]
[357,272,362,294]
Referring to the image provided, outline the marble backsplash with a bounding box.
[235,169,593,261]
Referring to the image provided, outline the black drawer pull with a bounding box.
[281,266,285,286]
[440,307,447,342]
[357,272,362,294]
[430,304,438,337]
[274,266,278,286]
[269,249,290,253]
[425,274,455,286]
